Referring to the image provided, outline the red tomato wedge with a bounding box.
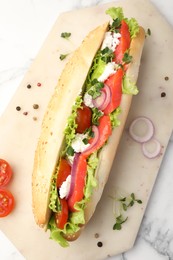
[67,155,87,212]
[56,158,71,189]
[76,104,92,134]
[0,189,15,217]
[114,20,131,64]
[103,68,124,115]
[55,198,68,229]
[83,115,112,158]
[0,159,13,187]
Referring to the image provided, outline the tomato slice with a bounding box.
[0,159,13,187]
[0,189,15,217]
[67,154,87,212]
[76,104,92,133]
[114,20,131,64]
[83,115,112,158]
[103,68,124,115]
[55,198,68,229]
[56,158,71,189]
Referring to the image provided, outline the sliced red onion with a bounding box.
[65,153,80,200]
[82,125,99,153]
[93,91,106,109]
[142,138,161,159]
[92,84,111,111]
[101,84,112,110]
[129,116,155,143]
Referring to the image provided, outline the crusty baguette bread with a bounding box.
[32,22,109,227]
[32,22,145,241]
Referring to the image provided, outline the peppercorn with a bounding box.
[161,92,166,97]
[16,106,21,111]
[23,112,28,116]
[27,84,32,89]
[33,104,39,109]
[97,241,103,247]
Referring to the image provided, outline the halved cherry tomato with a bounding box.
[0,159,13,187]
[103,68,124,115]
[0,189,15,217]
[76,103,92,133]
[67,154,87,212]
[114,20,131,64]
[83,115,112,158]
[55,198,68,229]
[56,158,71,189]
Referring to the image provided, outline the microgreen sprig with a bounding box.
[111,192,142,231]
[100,47,114,63]
[59,53,69,60]
[61,32,71,39]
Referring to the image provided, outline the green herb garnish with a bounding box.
[83,138,89,145]
[61,32,71,39]
[87,79,104,99]
[66,146,75,156]
[100,47,114,63]
[109,18,121,32]
[145,28,151,38]
[113,215,128,230]
[85,127,95,138]
[122,52,133,64]
[59,54,69,60]
[92,107,103,126]
[112,192,142,231]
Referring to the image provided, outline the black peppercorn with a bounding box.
[16,106,21,111]
[27,84,31,89]
[161,92,166,97]
[97,241,103,247]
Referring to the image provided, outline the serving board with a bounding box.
[0,0,173,259]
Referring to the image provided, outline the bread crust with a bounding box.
[32,22,109,227]
[32,24,145,240]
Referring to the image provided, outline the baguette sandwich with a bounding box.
[32,7,145,247]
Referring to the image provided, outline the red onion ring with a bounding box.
[65,153,80,200]
[93,91,106,109]
[142,138,161,159]
[92,84,111,111]
[129,116,155,143]
[82,125,99,154]
[101,84,112,110]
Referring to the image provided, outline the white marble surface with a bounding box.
[0,0,173,259]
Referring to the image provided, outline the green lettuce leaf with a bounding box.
[125,18,139,38]
[48,152,99,247]
[106,7,139,39]
[64,96,83,150]
[48,214,81,248]
[123,75,139,95]
[85,152,98,199]
[110,107,121,128]
[49,170,60,212]
[86,52,106,88]
[106,7,124,21]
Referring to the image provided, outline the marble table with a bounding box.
[0,0,173,259]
